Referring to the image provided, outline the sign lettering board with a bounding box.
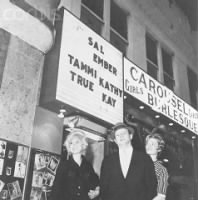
[124,58,198,135]
[56,9,123,124]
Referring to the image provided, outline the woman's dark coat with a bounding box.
[100,150,157,200]
[50,156,99,200]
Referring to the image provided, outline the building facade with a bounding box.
[0,0,197,199]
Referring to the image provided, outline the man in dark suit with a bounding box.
[100,122,157,200]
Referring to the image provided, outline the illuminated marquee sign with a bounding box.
[124,58,198,135]
[56,9,123,124]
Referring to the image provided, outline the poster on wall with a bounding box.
[28,150,60,200]
[0,139,29,200]
[55,8,124,125]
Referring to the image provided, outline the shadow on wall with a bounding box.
[31,106,63,154]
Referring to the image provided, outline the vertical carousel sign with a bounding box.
[124,58,198,135]
[56,9,123,124]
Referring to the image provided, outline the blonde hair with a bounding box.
[63,130,88,158]
[145,133,165,154]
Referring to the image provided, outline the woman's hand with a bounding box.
[152,194,166,200]
[88,186,100,199]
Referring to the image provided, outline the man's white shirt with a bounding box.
[119,147,133,178]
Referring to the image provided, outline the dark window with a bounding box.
[80,0,104,35]
[82,0,104,18]
[187,67,198,108]
[164,74,174,91]
[162,48,173,77]
[110,1,128,54]
[147,61,158,79]
[146,34,158,79]
[110,0,128,39]
[162,48,174,90]
[110,29,127,55]
[146,34,158,65]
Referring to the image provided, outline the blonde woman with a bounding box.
[50,130,99,200]
[145,133,169,200]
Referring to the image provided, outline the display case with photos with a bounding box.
[26,149,61,200]
[0,139,29,200]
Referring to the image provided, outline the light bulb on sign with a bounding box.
[155,115,160,119]
[163,159,169,163]
[58,112,64,118]
[60,109,66,113]
[139,105,144,110]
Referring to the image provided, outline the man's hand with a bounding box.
[88,186,100,199]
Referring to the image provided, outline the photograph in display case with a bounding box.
[0,138,29,200]
[5,166,12,176]
[0,159,4,175]
[28,150,61,200]
[16,146,29,164]
[44,155,50,167]
[7,180,22,200]
[14,162,26,178]
[47,157,59,175]
[0,141,7,158]
[32,171,44,188]
[42,172,55,187]
[8,150,15,160]
[30,187,42,200]
[35,153,46,170]
[0,189,8,199]
[0,180,5,192]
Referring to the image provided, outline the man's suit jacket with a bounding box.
[100,150,157,200]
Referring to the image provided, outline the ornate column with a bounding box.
[0,0,60,145]
[0,0,60,53]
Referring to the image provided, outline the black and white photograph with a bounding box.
[42,172,55,187]
[5,166,12,176]
[0,180,5,193]
[0,159,4,176]
[32,171,44,188]
[16,146,29,164]
[44,155,51,167]
[14,161,26,178]
[8,150,15,159]
[0,141,7,158]
[7,180,22,200]
[47,157,59,174]
[0,0,198,200]
[35,153,46,170]
[0,190,8,200]
[30,187,42,200]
